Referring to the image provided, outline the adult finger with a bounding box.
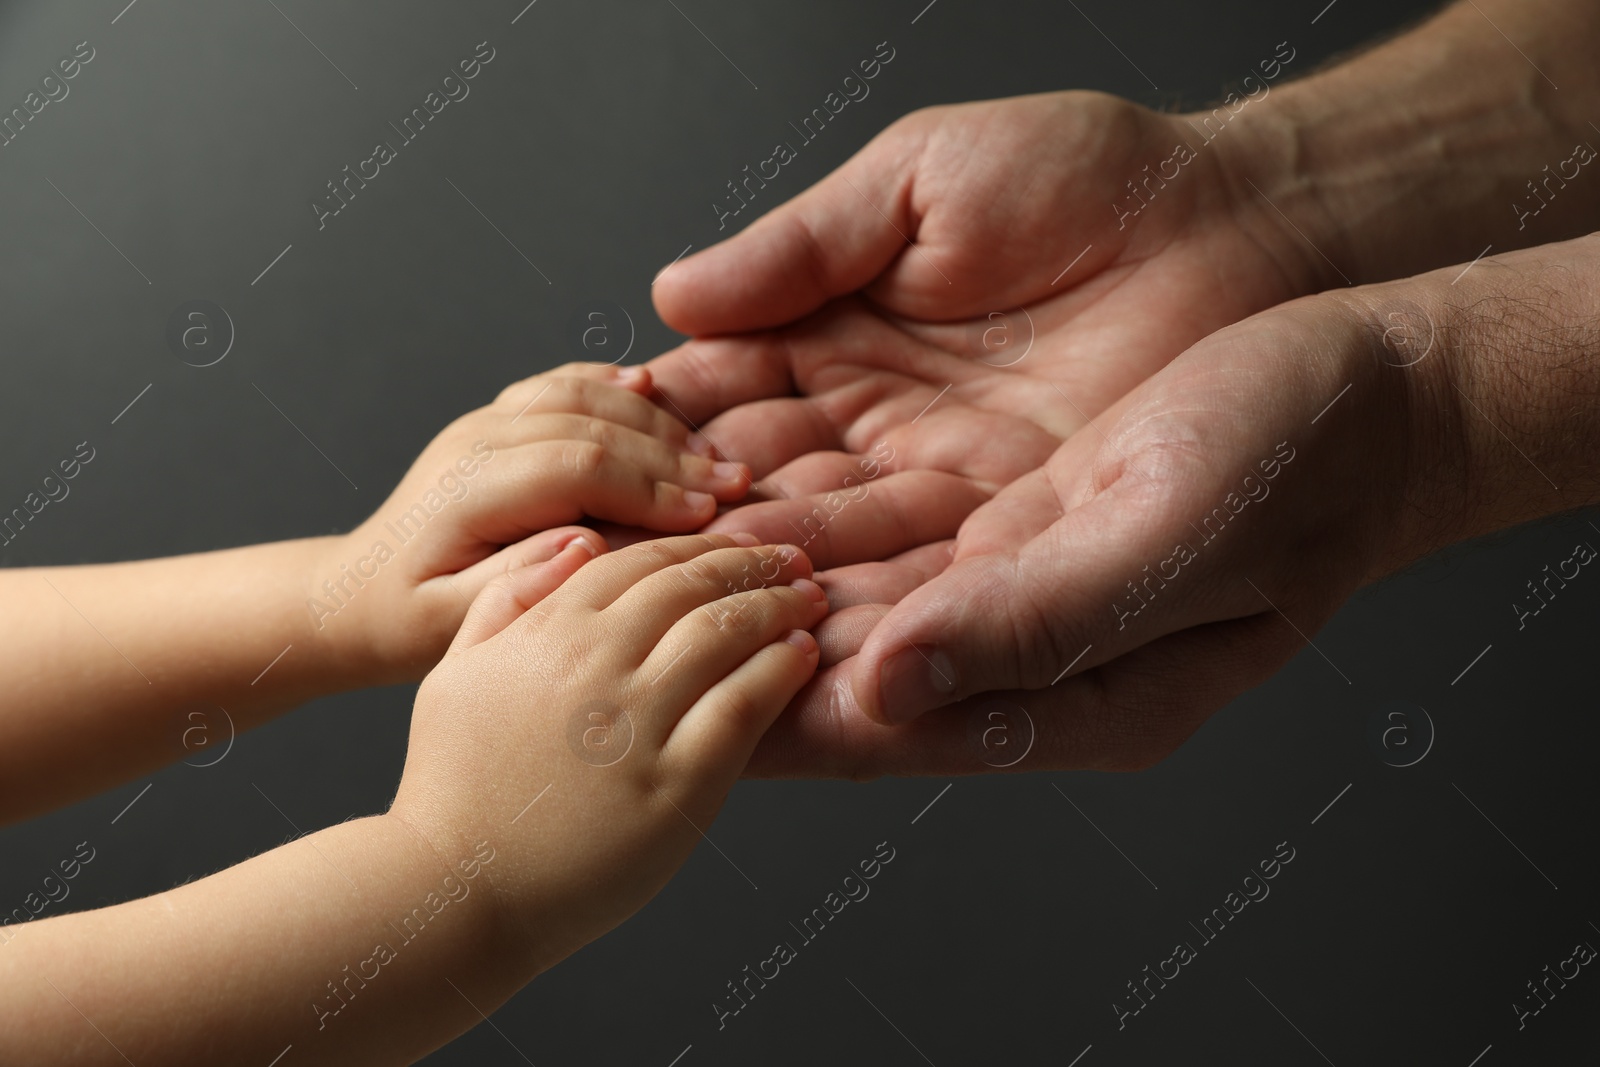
[744,611,1304,779]
[703,470,988,569]
[652,125,923,336]
[645,333,798,430]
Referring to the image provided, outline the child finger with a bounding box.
[602,544,816,647]
[497,370,715,454]
[545,361,654,391]
[630,581,826,746]
[556,534,758,610]
[507,419,750,500]
[448,537,599,652]
[496,363,647,408]
[453,443,735,544]
[447,526,607,603]
[660,631,820,794]
[521,438,745,525]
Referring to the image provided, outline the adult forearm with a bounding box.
[1230,0,1600,288]
[0,538,375,822]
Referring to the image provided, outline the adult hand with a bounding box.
[650,0,1600,775]
[650,88,1329,497]
[645,89,1331,756]
[753,235,1600,777]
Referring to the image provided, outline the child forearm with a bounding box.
[0,537,373,823]
[0,813,517,1066]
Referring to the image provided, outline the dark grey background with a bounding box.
[2,0,1596,1063]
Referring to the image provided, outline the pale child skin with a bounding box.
[0,364,828,1063]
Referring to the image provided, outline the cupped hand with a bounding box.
[641,90,1338,758]
[647,89,1331,507]
[745,288,1447,777]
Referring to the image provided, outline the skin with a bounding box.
[794,237,1600,775]
[646,0,1600,777]
[6,1,1600,1054]
[0,534,827,1065]
[0,362,752,823]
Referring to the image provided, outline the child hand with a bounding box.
[389,533,825,968]
[311,364,751,680]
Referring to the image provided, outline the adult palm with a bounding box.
[646,90,1338,775]
[649,90,1330,489]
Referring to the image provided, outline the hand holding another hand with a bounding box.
[315,363,752,682]
[391,534,826,965]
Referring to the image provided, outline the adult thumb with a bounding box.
[849,552,1056,725]
[850,472,1218,725]
[652,125,925,336]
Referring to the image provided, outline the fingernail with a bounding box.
[712,461,744,483]
[684,490,716,511]
[687,433,715,457]
[789,577,826,603]
[878,647,958,724]
[729,531,760,547]
[559,535,599,558]
[785,630,818,655]
[615,366,647,386]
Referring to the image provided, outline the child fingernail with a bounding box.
[712,461,744,483]
[687,433,715,457]
[729,532,760,547]
[616,366,647,386]
[560,535,598,558]
[684,490,716,510]
[785,630,817,654]
[789,578,826,603]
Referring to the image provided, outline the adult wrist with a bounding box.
[1219,1,1600,290]
[1330,234,1600,575]
[1202,92,1351,297]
